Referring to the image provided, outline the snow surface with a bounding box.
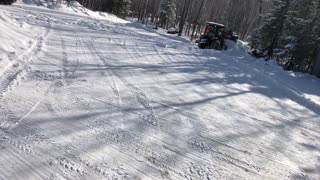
[0,1,320,180]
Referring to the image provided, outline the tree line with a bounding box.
[251,0,320,76]
[76,0,272,39]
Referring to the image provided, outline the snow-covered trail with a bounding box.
[0,2,320,180]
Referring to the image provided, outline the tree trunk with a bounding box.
[191,0,205,41]
[142,0,149,24]
[313,48,320,77]
[258,0,262,26]
[178,0,191,37]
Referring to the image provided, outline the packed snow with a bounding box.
[0,1,320,180]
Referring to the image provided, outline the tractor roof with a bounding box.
[207,22,225,27]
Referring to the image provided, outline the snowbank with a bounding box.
[18,0,128,23]
[223,40,320,113]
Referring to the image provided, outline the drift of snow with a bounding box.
[0,1,320,180]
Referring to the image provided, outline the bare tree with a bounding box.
[177,0,192,36]
[190,0,205,41]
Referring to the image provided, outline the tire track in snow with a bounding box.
[0,78,57,130]
[21,25,51,63]
[103,117,298,179]
[110,38,161,128]
[152,44,168,64]
[81,158,132,179]
[85,39,126,129]
[151,98,306,177]
[0,100,41,131]
[0,22,51,130]
[71,33,81,79]
[0,68,24,100]
[43,34,94,117]
[0,132,34,155]
[58,31,80,81]
[0,24,50,100]
[121,40,160,128]
[0,128,87,179]
[0,118,115,179]
[90,39,165,144]
[101,126,258,179]
[0,140,51,179]
[47,32,86,115]
[0,32,59,129]
[60,36,69,79]
[0,68,27,130]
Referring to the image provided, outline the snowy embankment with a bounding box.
[0,1,320,180]
[225,40,320,114]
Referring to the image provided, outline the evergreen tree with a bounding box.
[113,0,132,18]
[159,0,176,28]
[251,0,320,74]
[250,0,290,51]
[282,0,318,71]
[311,1,320,75]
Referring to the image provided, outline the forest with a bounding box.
[75,0,320,76]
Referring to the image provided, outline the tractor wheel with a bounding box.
[212,41,221,50]
[198,44,206,49]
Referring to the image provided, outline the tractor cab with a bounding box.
[204,22,225,38]
[196,22,226,50]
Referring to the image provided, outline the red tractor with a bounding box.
[196,22,238,50]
